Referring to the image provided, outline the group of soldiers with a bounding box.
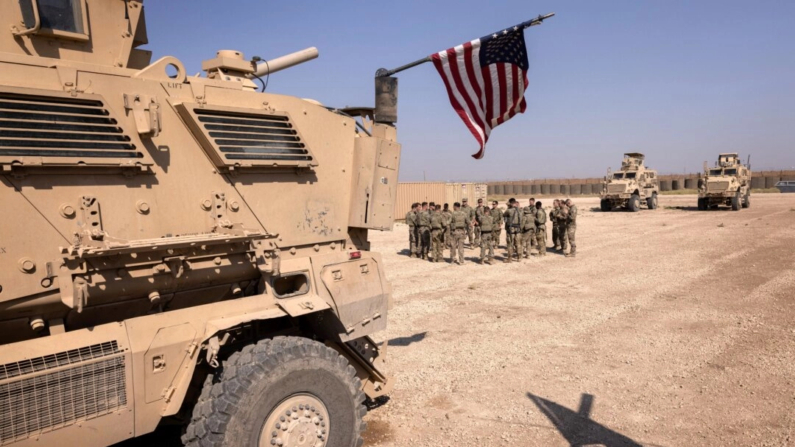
[405,197,578,265]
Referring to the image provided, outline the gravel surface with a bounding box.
[362,194,795,447]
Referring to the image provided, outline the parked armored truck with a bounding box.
[697,153,751,210]
[600,153,659,211]
[0,1,401,446]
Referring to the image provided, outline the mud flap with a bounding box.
[327,336,393,399]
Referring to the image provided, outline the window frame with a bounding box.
[21,0,90,42]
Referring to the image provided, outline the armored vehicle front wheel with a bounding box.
[646,194,658,210]
[183,337,366,447]
[697,198,706,210]
[731,192,741,211]
[628,194,640,212]
[600,199,612,212]
[742,194,750,209]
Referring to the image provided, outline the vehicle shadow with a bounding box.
[397,248,412,256]
[365,395,391,410]
[665,206,732,212]
[527,392,659,447]
[389,331,427,347]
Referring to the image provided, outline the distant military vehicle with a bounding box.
[0,1,399,446]
[600,153,659,212]
[697,153,751,210]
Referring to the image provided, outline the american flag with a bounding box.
[431,27,530,159]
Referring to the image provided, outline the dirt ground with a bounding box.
[362,194,795,447]
[118,194,795,447]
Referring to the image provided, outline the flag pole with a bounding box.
[375,13,555,77]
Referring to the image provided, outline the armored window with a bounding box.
[19,0,89,41]
[612,173,623,179]
[724,168,737,175]
[0,86,152,172]
[625,172,636,179]
[709,169,722,175]
[175,103,317,171]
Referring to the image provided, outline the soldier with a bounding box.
[503,198,524,262]
[533,200,547,257]
[461,198,475,247]
[405,202,419,258]
[557,199,568,253]
[442,203,452,250]
[564,199,578,257]
[522,198,537,258]
[473,198,486,246]
[550,199,561,251]
[490,200,502,251]
[430,205,445,262]
[418,202,431,260]
[476,201,495,264]
[450,202,470,265]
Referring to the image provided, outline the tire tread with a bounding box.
[182,337,365,447]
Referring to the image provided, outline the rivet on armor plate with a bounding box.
[18,258,36,273]
[148,291,161,303]
[228,201,240,212]
[290,247,296,255]
[313,244,320,252]
[200,199,212,210]
[330,242,336,250]
[29,317,45,332]
[214,257,222,265]
[136,200,150,214]
[59,204,76,218]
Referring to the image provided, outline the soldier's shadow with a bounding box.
[396,249,412,256]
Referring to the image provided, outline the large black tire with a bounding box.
[731,191,741,211]
[183,337,366,447]
[646,194,658,210]
[628,194,640,212]
[600,199,612,212]
[697,198,706,210]
[742,194,750,209]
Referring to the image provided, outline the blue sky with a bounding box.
[144,1,795,181]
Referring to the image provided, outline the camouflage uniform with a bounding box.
[450,208,470,264]
[476,209,494,264]
[442,208,453,249]
[521,205,537,257]
[503,206,524,262]
[405,209,418,257]
[550,204,561,250]
[430,210,445,262]
[461,203,475,246]
[473,205,487,246]
[557,204,569,252]
[565,203,578,257]
[534,206,547,256]
[490,207,503,251]
[417,209,431,259]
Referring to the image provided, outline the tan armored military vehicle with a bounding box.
[600,153,659,212]
[697,153,751,210]
[0,2,400,446]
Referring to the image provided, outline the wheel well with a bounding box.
[167,316,302,426]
